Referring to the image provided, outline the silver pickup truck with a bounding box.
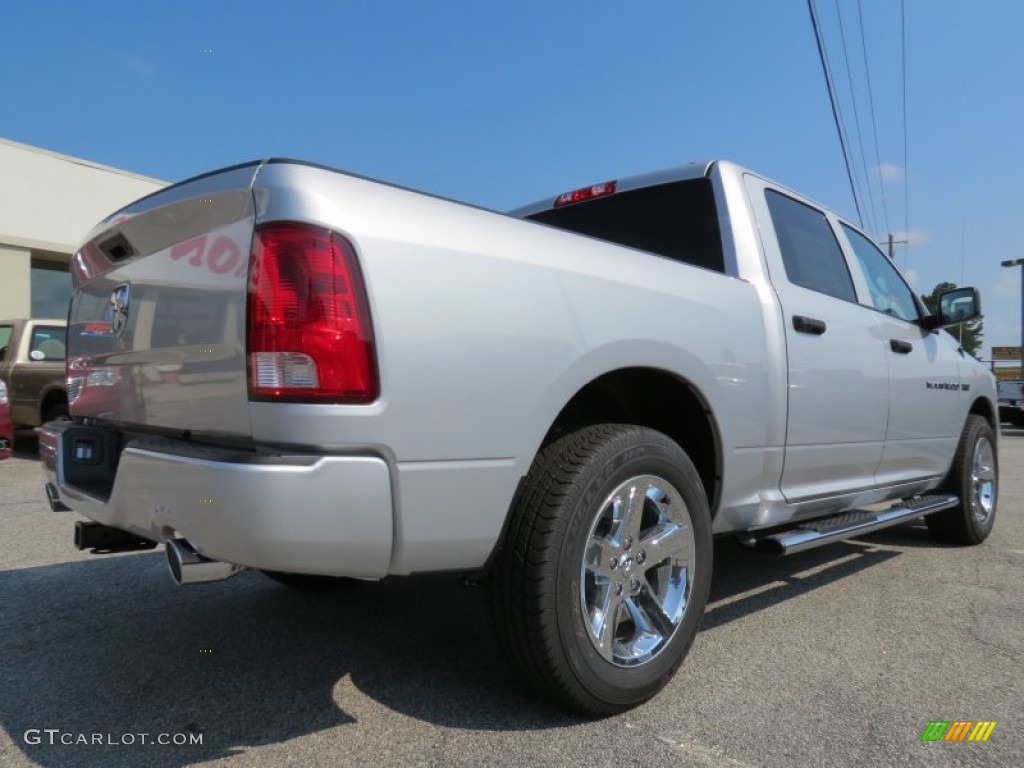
[40,159,998,714]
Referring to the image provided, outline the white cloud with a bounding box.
[904,268,920,287]
[891,229,929,246]
[875,163,904,182]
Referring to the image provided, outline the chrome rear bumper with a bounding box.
[39,421,394,578]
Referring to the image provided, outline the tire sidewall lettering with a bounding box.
[578,445,649,512]
[556,436,708,700]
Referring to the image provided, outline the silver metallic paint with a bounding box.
[49,158,999,577]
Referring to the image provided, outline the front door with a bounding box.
[837,224,961,484]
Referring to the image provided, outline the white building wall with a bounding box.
[0,245,30,317]
[0,138,165,253]
[0,137,167,319]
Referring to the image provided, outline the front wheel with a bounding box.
[927,415,998,544]
[489,424,712,715]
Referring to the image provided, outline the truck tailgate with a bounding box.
[67,163,260,436]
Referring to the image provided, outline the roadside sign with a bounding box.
[992,346,1023,361]
[995,367,1023,381]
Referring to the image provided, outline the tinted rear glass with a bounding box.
[527,179,725,273]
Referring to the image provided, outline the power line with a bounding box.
[807,0,864,227]
[855,0,891,235]
[901,0,910,270]
[835,0,878,235]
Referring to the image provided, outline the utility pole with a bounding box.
[1001,259,1024,373]
[887,233,908,262]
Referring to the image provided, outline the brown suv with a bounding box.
[0,319,68,431]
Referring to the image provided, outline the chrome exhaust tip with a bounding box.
[45,482,71,512]
[165,538,245,585]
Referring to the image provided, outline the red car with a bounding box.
[0,379,12,460]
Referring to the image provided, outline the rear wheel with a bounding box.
[42,400,69,424]
[927,415,998,544]
[489,424,712,715]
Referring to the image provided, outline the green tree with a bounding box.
[921,281,984,357]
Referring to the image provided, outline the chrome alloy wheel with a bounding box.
[970,436,996,524]
[580,474,696,667]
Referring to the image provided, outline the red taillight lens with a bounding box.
[247,222,378,403]
[553,181,617,207]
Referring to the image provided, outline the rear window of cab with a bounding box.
[526,179,725,273]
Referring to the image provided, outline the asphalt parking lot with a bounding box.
[0,428,1021,768]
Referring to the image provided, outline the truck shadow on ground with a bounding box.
[0,531,911,766]
[702,536,898,630]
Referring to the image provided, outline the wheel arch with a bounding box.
[968,395,997,433]
[537,367,722,517]
[39,386,68,423]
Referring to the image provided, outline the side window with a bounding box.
[841,224,919,322]
[0,326,11,362]
[29,327,66,361]
[765,190,856,302]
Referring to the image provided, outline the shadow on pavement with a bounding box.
[0,554,573,768]
[12,429,40,461]
[703,536,899,630]
[0,524,917,767]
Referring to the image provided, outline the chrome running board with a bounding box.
[746,494,959,555]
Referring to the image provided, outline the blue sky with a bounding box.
[4,0,1023,353]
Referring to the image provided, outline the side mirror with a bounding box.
[922,287,982,330]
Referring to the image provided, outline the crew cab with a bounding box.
[0,319,69,436]
[40,159,998,714]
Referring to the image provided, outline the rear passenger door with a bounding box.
[746,178,888,502]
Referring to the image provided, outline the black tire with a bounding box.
[927,415,998,545]
[42,400,69,424]
[489,424,713,715]
[260,571,358,591]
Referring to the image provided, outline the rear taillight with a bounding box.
[247,222,378,403]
